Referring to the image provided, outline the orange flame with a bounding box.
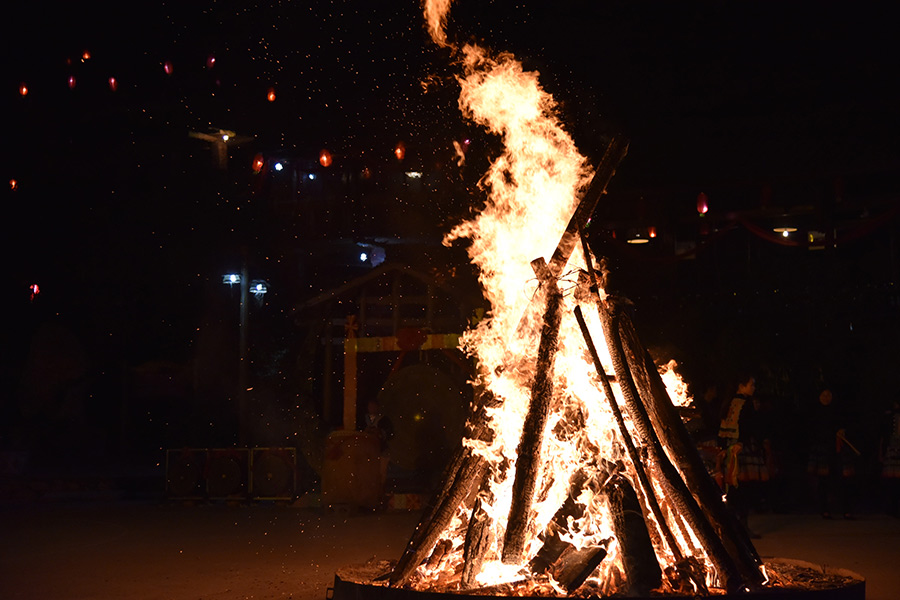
[421,0,714,592]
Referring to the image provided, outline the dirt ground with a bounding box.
[1,500,898,600]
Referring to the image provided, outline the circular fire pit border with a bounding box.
[331,558,864,600]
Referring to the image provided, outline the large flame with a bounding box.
[420,0,710,592]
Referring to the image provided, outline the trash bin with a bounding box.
[322,430,382,508]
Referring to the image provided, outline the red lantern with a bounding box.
[394,141,406,161]
[696,192,709,215]
[266,87,276,102]
[9,179,18,191]
[251,153,265,174]
[108,77,118,92]
[18,83,28,97]
[319,149,333,167]
[648,226,657,238]
[82,50,91,61]
[206,54,216,68]
[67,75,76,89]
[163,61,173,75]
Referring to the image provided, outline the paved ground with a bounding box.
[1,500,898,600]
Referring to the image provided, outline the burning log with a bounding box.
[426,538,454,571]
[502,258,564,564]
[550,543,609,593]
[573,304,684,564]
[514,137,628,337]
[528,469,591,574]
[461,497,494,589]
[615,309,766,589]
[390,389,496,586]
[545,136,628,277]
[595,298,745,592]
[604,472,662,596]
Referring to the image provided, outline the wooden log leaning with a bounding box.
[604,473,662,596]
[502,258,564,564]
[389,390,497,586]
[616,309,765,589]
[513,137,628,336]
[595,301,746,593]
[545,136,629,278]
[573,305,683,564]
[461,497,494,589]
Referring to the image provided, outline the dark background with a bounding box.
[2,1,898,492]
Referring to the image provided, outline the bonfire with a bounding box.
[334,3,864,598]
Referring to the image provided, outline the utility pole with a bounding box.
[238,256,250,446]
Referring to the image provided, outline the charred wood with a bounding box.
[390,388,499,587]
[390,452,489,586]
[551,544,609,593]
[573,304,683,564]
[502,258,563,563]
[461,498,494,589]
[426,538,454,571]
[546,137,628,278]
[615,310,765,589]
[514,137,628,336]
[528,469,591,574]
[595,299,745,593]
[604,473,662,596]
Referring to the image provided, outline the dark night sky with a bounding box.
[2,1,899,374]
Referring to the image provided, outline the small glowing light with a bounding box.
[361,167,372,179]
[108,77,118,92]
[782,230,789,238]
[221,134,230,142]
[394,141,406,161]
[19,83,28,96]
[163,61,173,75]
[308,173,316,180]
[697,191,709,215]
[67,76,76,89]
[274,162,283,172]
[267,87,276,102]
[9,179,17,191]
[223,274,241,285]
[82,50,91,61]
[319,149,332,167]
[359,252,368,262]
[648,226,657,238]
[206,55,216,68]
[252,153,264,174]
[29,283,40,302]
[405,171,423,179]
[251,280,268,295]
